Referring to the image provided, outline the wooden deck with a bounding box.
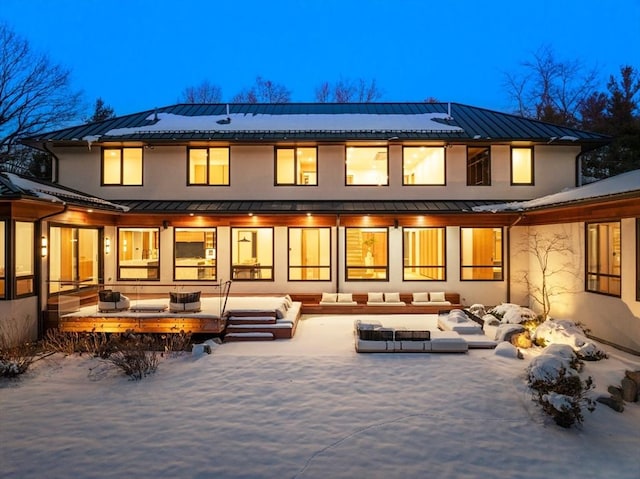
[58,315,225,334]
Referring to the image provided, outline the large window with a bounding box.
[188,147,229,185]
[288,227,331,280]
[15,221,35,296]
[276,147,317,185]
[174,228,216,281]
[511,147,533,185]
[403,227,446,280]
[403,147,445,185]
[467,146,491,186]
[231,228,273,280]
[345,228,388,280]
[49,226,100,293]
[460,227,503,280]
[118,228,159,280]
[346,147,388,185]
[102,147,143,185]
[587,222,621,296]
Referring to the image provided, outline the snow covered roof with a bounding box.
[0,172,129,212]
[22,103,611,145]
[473,169,640,212]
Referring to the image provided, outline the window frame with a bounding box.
[117,227,160,281]
[344,227,389,281]
[402,227,446,281]
[14,221,36,298]
[230,227,274,281]
[345,146,389,186]
[287,227,332,281]
[187,147,230,186]
[510,146,534,185]
[275,147,318,186]
[586,221,621,297]
[101,147,143,186]
[459,227,504,281]
[402,146,446,186]
[173,227,217,281]
[466,146,491,186]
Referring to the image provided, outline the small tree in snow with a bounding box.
[521,232,577,320]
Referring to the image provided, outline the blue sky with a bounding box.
[2,0,639,116]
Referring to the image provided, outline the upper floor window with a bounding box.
[276,147,317,185]
[403,227,446,280]
[346,147,388,185]
[345,227,388,280]
[188,147,229,185]
[403,146,445,185]
[15,221,35,296]
[118,227,159,280]
[231,228,273,281]
[511,147,533,185]
[288,227,331,280]
[586,221,621,296]
[102,147,143,185]
[174,228,217,281]
[460,227,503,280]
[49,226,100,294]
[467,146,491,186]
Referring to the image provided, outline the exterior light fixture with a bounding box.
[105,237,111,255]
[41,236,48,257]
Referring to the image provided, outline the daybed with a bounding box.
[354,319,468,353]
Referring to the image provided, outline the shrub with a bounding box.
[43,329,113,358]
[0,317,40,378]
[106,333,159,380]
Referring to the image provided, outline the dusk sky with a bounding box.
[2,0,639,117]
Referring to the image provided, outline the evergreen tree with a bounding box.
[87,98,116,122]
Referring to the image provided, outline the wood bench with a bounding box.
[292,293,462,315]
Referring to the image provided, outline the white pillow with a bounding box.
[337,293,353,303]
[413,292,429,302]
[430,292,446,302]
[367,292,384,303]
[385,292,400,303]
[321,292,337,303]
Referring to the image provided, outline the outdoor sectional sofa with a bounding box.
[300,292,462,314]
[354,319,468,353]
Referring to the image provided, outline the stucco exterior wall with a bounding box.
[54,144,580,202]
[0,297,39,346]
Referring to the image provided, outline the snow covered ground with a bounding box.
[2,314,639,479]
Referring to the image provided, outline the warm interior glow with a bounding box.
[346,147,388,185]
[403,147,445,185]
[512,148,532,184]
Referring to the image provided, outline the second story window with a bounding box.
[467,146,491,186]
[403,146,445,185]
[276,147,317,185]
[511,147,534,185]
[346,147,388,185]
[102,147,143,185]
[188,147,229,185]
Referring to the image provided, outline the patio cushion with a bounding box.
[367,292,384,303]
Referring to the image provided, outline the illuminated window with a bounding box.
[118,228,160,280]
[403,227,446,280]
[460,227,503,280]
[49,226,100,293]
[15,221,35,296]
[174,228,216,281]
[276,147,317,185]
[467,146,491,186]
[346,147,388,185]
[587,222,621,296]
[288,227,331,280]
[102,147,143,185]
[231,228,273,280]
[511,147,533,185]
[403,147,445,185]
[188,147,229,185]
[0,221,5,299]
[345,228,388,280]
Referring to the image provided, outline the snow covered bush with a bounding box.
[532,319,608,360]
[490,303,538,324]
[527,346,595,428]
[0,325,39,378]
[107,333,159,380]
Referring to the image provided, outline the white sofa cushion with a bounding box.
[430,291,446,302]
[367,292,384,303]
[337,293,353,303]
[412,292,429,302]
[321,292,337,303]
[384,292,400,303]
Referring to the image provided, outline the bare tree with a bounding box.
[0,23,82,173]
[503,45,598,127]
[180,80,223,103]
[232,76,291,103]
[315,77,384,102]
[521,232,578,320]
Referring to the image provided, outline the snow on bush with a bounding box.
[494,342,521,359]
[468,303,486,317]
[532,319,607,360]
[490,303,537,324]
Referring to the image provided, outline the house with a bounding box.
[1,102,638,352]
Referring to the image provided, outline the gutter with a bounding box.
[42,141,61,183]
